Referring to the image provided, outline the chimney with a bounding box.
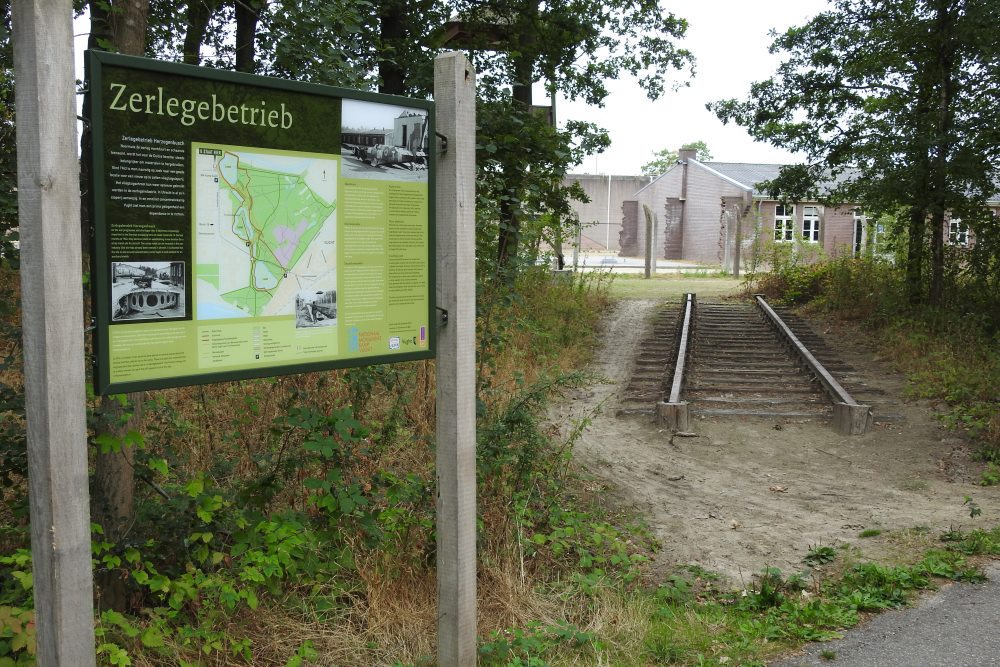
[678,147,697,163]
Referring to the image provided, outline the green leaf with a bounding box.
[140,627,165,648]
[147,458,168,477]
[185,477,205,498]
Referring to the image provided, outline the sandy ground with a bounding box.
[553,298,1000,586]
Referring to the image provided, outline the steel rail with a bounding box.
[754,295,872,434]
[668,293,694,404]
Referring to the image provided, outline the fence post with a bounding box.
[13,0,96,663]
[433,51,478,666]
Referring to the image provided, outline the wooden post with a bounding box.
[572,222,581,271]
[833,403,873,436]
[657,401,689,431]
[643,204,654,279]
[13,0,96,664]
[651,210,658,276]
[733,211,742,278]
[434,51,477,666]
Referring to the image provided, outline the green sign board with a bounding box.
[86,52,435,394]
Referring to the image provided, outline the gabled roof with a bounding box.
[634,159,788,198]
[633,159,1000,205]
[699,162,785,196]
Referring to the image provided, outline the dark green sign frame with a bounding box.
[87,51,435,394]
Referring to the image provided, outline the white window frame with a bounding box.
[774,204,795,242]
[948,219,968,246]
[802,205,821,242]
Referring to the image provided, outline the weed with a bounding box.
[820,648,837,661]
[900,479,930,492]
[938,526,1000,555]
[478,621,595,666]
[979,462,1000,486]
[858,529,882,538]
[803,545,838,567]
[963,496,982,519]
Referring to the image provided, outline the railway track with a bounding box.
[686,301,831,420]
[618,296,880,432]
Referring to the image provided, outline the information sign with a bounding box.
[86,52,435,394]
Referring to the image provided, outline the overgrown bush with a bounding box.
[1,263,639,665]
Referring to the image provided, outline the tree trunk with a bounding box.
[109,0,149,56]
[88,0,149,612]
[377,0,406,95]
[496,53,534,271]
[906,205,926,305]
[496,6,537,272]
[92,394,143,611]
[183,0,220,65]
[927,0,955,307]
[235,0,264,73]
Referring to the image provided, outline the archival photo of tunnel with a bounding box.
[111,261,186,322]
[340,100,429,182]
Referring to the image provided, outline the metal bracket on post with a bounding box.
[435,131,449,155]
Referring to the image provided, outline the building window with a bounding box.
[802,206,821,242]
[774,204,795,241]
[949,219,968,246]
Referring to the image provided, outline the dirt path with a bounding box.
[554,298,1000,585]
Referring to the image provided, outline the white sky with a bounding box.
[557,0,831,175]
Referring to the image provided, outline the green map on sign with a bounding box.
[194,144,338,319]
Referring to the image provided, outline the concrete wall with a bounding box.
[620,201,639,255]
[823,205,857,256]
[565,174,652,251]
[632,166,680,259]
[680,165,748,264]
[632,162,748,264]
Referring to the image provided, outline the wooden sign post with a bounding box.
[13,0,97,663]
[433,51,477,666]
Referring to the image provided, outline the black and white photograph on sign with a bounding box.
[341,99,428,182]
[111,261,186,322]
[295,289,337,328]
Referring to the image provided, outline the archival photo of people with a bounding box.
[341,99,429,182]
[111,261,186,322]
[295,289,337,328]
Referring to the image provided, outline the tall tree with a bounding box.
[86,0,153,612]
[710,0,1000,305]
[640,140,713,176]
[448,0,693,273]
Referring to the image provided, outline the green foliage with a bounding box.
[711,0,1000,306]
[0,549,34,665]
[939,526,1000,556]
[640,141,713,176]
[803,545,837,567]
[643,534,991,667]
[755,255,1000,451]
[750,241,830,305]
[478,621,596,667]
[858,529,882,538]
[979,462,999,487]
